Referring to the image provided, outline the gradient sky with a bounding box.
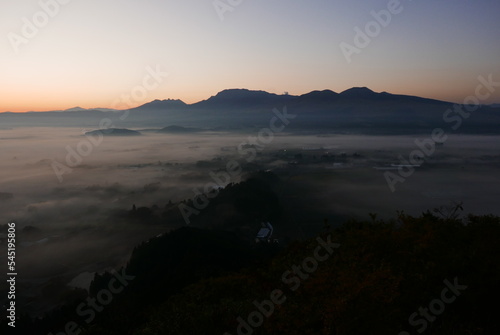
[1,0,500,112]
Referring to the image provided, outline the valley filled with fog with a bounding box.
[1,125,499,316]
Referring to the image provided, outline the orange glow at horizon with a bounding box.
[4,80,500,113]
[1,1,499,113]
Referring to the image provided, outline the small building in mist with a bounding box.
[256,222,274,243]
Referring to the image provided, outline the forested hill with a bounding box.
[6,210,500,334]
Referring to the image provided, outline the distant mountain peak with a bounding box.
[152,98,184,102]
[193,88,295,109]
[149,98,186,104]
[132,99,187,111]
[340,87,376,96]
[300,89,338,97]
[64,106,87,112]
[296,90,339,104]
[319,89,338,94]
[217,88,252,94]
[213,88,279,98]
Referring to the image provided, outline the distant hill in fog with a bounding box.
[2,88,500,134]
[157,125,203,133]
[85,128,142,136]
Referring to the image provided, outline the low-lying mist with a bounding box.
[1,126,499,316]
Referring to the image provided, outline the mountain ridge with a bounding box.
[2,87,453,114]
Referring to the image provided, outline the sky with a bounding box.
[1,0,499,112]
